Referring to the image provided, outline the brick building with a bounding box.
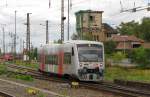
[75,10,117,42]
[110,35,144,50]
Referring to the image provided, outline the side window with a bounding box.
[46,55,58,65]
[64,53,71,64]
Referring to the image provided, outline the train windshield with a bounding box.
[77,44,103,62]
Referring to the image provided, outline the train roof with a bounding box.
[40,40,103,48]
[64,40,103,45]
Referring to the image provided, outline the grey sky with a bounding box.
[0,0,149,53]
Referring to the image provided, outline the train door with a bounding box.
[70,46,77,76]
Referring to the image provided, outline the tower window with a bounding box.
[89,16,94,22]
[97,35,99,41]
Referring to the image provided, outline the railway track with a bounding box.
[7,64,68,83]
[80,82,150,97]
[0,91,14,97]
[6,64,150,97]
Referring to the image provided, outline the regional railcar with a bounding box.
[38,40,104,81]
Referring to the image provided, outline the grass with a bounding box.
[104,66,150,83]
[0,64,7,75]
[0,63,34,82]
[6,72,34,81]
[4,60,150,83]
[15,74,34,81]
[38,93,46,97]
[13,60,39,69]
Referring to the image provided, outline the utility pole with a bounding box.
[67,0,70,40]
[14,10,17,56]
[61,0,65,43]
[20,39,22,53]
[26,13,31,61]
[46,20,49,44]
[9,32,14,54]
[22,40,25,59]
[2,27,5,55]
[23,40,25,52]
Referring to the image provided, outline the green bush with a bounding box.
[38,93,46,97]
[105,66,150,82]
[104,40,117,55]
[0,65,7,75]
[130,47,150,68]
[15,74,34,81]
[112,52,126,63]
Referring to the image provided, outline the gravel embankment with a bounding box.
[0,75,122,97]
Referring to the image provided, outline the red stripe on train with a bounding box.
[40,50,45,71]
[58,51,64,75]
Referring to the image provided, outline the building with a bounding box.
[75,10,117,42]
[75,10,104,41]
[111,35,144,50]
[102,23,118,41]
[143,42,150,49]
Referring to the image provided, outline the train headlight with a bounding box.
[80,64,82,67]
[99,63,103,67]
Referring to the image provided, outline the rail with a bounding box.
[0,91,14,97]
[80,82,150,97]
[6,64,150,97]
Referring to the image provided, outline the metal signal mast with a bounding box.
[120,0,150,13]
[61,0,66,43]
[26,13,32,60]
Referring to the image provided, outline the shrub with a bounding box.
[0,65,7,75]
[104,40,117,55]
[15,74,34,81]
[130,47,150,68]
[112,52,126,63]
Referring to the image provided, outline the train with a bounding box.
[38,40,104,81]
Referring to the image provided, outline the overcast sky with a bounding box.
[0,0,150,53]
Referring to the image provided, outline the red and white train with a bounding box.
[38,40,104,81]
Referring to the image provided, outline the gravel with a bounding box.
[0,75,122,97]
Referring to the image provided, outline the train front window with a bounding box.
[78,49,103,62]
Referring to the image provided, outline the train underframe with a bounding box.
[78,68,104,81]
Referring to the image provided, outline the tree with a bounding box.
[130,47,150,68]
[116,17,150,42]
[53,39,62,44]
[117,20,139,36]
[112,52,126,63]
[33,48,37,60]
[29,48,38,60]
[139,17,150,42]
[71,33,79,40]
[104,40,117,54]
